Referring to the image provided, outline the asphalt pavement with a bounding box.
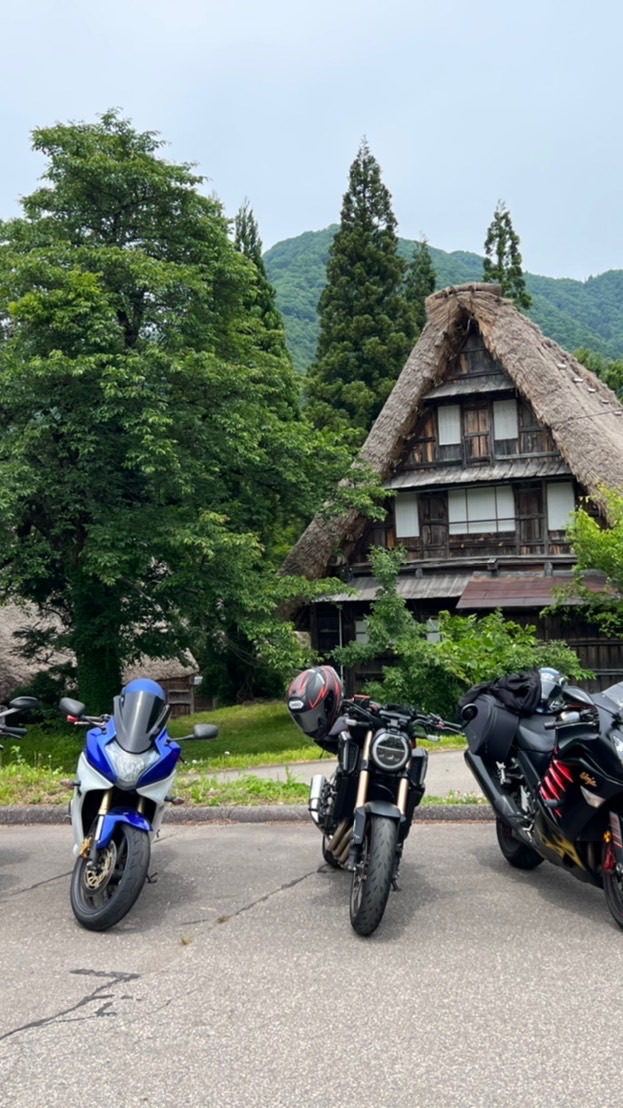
[2,820,622,1107]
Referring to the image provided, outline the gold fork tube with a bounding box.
[397,776,409,815]
[354,731,373,808]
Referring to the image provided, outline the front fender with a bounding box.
[97,808,152,849]
[352,801,402,846]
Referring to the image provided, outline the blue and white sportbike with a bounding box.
[60,677,218,931]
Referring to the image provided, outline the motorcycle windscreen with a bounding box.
[113,690,170,754]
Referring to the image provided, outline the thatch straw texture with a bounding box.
[282,283,623,586]
[0,603,197,700]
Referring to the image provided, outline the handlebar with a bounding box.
[341,697,463,736]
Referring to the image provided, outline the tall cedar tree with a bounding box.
[0,111,360,708]
[403,236,436,333]
[305,140,415,438]
[234,199,290,361]
[482,200,532,309]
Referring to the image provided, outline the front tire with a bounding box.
[495,817,544,870]
[350,815,399,936]
[603,844,623,929]
[71,823,151,931]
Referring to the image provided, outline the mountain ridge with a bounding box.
[264,226,623,373]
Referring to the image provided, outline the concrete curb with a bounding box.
[0,803,494,826]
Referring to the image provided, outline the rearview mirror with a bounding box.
[192,723,219,740]
[9,696,39,712]
[59,697,86,718]
[177,723,220,741]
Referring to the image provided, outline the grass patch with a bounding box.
[176,772,310,807]
[0,700,467,806]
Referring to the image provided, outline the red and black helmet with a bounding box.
[287,665,343,743]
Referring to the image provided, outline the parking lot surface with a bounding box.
[1,819,621,1107]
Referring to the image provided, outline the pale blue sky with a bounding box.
[2,0,621,280]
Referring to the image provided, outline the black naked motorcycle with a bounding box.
[287,665,461,936]
[462,667,623,929]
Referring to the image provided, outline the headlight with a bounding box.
[370,730,411,772]
[106,741,160,789]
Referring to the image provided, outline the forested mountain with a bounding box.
[264,227,623,372]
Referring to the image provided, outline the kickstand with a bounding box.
[146,872,158,884]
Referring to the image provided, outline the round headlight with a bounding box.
[370,730,410,772]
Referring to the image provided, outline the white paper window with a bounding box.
[493,399,518,441]
[437,405,461,445]
[355,619,369,644]
[449,486,515,534]
[395,492,420,538]
[547,482,575,531]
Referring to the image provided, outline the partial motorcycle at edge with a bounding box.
[462,666,623,929]
[287,665,462,936]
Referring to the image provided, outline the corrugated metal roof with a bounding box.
[385,457,572,490]
[456,573,605,609]
[316,573,473,604]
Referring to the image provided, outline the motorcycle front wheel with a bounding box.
[349,815,399,937]
[70,823,151,931]
[495,818,544,870]
[603,844,623,929]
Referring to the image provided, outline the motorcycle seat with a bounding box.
[516,716,556,754]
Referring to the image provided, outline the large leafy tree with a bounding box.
[403,236,436,334]
[305,140,416,438]
[0,111,362,708]
[482,200,532,310]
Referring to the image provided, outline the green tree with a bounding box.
[403,236,436,333]
[575,348,623,397]
[304,140,416,438]
[482,200,532,310]
[556,486,623,637]
[234,199,290,361]
[0,111,364,709]
[334,548,585,717]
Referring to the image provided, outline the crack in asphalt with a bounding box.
[180,867,320,928]
[1,870,73,899]
[0,968,141,1042]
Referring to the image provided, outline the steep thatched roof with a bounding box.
[0,603,197,700]
[282,282,623,585]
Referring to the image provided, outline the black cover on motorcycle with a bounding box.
[461,694,519,761]
[459,670,542,716]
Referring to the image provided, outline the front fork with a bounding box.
[80,790,147,862]
[604,812,623,874]
[347,730,407,884]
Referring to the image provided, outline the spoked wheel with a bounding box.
[495,818,544,870]
[349,815,399,937]
[70,823,151,931]
[322,835,342,869]
[603,842,623,929]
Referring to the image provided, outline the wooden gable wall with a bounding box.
[351,326,579,566]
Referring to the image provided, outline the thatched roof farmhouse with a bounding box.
[0,603,200,715]
[283,283,623,689]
